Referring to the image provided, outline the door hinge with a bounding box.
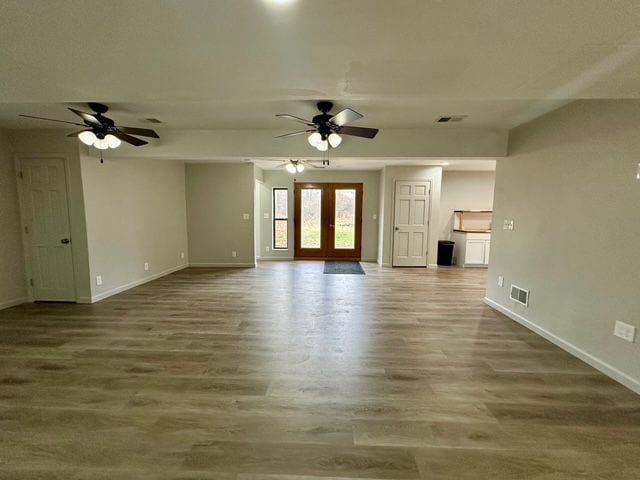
[29,278,34,287]
[24,226,29,234]
[18,171,23,179]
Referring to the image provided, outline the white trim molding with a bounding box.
[484,297,640,395]
[90,264,188,303]
[0,296,28,311]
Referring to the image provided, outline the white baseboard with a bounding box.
[189,262,256,268]
[361,258,377,263]
[428,263,438,268]
[484,297,640,395]
[0,296,28,311]
[381,263,392,267]
[90,264,188,303]
[257,257,294,262]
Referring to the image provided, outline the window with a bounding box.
[273,188,288,249]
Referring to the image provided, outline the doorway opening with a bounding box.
[294,183,363,260]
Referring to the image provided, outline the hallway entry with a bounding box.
[294,183,363,260]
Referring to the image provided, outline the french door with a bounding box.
[294,183,363,260]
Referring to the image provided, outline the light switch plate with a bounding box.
[180,252,185,259]
[243,213,250,220]
[96,275,102,286]
[144,262,149,271]
[232,251,237,258]
[263,213,269,219]
[372,213,377,220]
[498,275,504,287]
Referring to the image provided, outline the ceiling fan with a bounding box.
[259,158,325,173]
[19,102,160,150]
[276,101,379,151]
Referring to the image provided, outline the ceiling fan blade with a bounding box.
[328,108,363,127]
[68,107,102,126]
[275,129,315,139]
[275,114,315,127]
[66,129,90,137]
[117,126,160,138]
[304,161,324,169]
[19,114,85,126]
[336,125,379,139]
[112,131,148,146]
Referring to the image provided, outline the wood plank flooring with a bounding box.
[0,262,639,479]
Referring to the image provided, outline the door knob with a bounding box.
[395,227,399,231]
[60,238,70,244]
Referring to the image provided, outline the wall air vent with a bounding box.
[510,285,529,306]
[145,118,162,124]
[435,115,467,123]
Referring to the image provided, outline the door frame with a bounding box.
[391,179,432,267]
[14,155,78,302]
[294,182,363,260]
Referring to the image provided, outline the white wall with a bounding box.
[486,100,640,394]
[0,130,27,309]
[379,165,443,267]
[258,169,381,262]
[439,171,495,240]
[185,163,256,266]
[81,154,188,301]
[102,127,509,161]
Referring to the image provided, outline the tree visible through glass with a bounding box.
[334,189,356,249]
[301,189,322,248]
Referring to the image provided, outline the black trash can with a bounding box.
[437,240,455,266]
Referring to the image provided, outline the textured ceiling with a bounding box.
[1,0,639,130]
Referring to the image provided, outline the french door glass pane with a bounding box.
[301,189,321,248]
[335,189,356,249]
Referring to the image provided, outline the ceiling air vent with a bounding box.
[145,118,162,124]
[510,285,529,307]
[435,115,467,123]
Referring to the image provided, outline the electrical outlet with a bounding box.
[498,275,504,287]
[263,213,269,219]
[96,275,102,286]
[372,213,377,220]
[503,219,514,230]
[232,251,237,258]
[180,252,185,259]
[265,246,270,252]
[242,213,250,220]
[144,262,149,271]
[614,321,636,343]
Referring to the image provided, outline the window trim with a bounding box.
[272,187,288,250]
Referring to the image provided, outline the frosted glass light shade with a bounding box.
[78,131,97,146]
[296,164,304,173]
[328,133,342,148]
[93,138,109,150]
[105,134,121,149]
[286,163,296,173]
[308,132,322,146]
[316,140,328,152]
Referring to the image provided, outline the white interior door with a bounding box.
[392,180,430,267]
[20,158,76,301]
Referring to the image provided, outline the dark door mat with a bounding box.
[323,261,365,275]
